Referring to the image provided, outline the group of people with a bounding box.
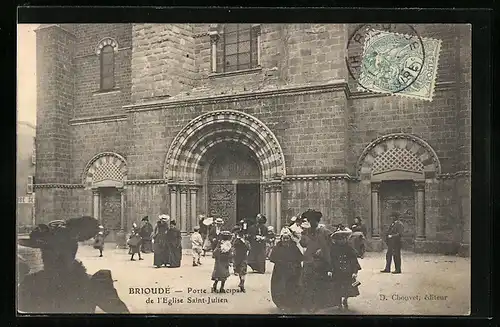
[268,209,363,313]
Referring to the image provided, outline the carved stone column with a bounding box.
[275,184,282,233]
[180,186,188,232]
[92,189,100,221]
[116,187,127,248]
[270,185,277,230]
[170,185,177,221]
[265,185,272,221]
[252,24,262,66]
[209,31,219,73]
[118,187,126,231]
[415,182,426,239]
[371,182,381,237]
[190,187,198,232]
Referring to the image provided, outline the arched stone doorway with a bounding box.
[357,134,441,251]
[202,142,261,231]
[164,110,286,236]
[83,152,127,242]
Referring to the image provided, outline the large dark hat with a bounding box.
[18,216,99,249]
[141,216,149,222]
[301,209,322,223]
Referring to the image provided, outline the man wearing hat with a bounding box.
[18,216,129,313]
[381,212,404,274]
[139,216,154,253]
[208,217,225,252]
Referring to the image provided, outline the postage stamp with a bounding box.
[357,29,442,101]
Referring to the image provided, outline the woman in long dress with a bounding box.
[299,209,336,313]
[269,227,303,313]
[153,216,169,268]
[166,220,182,268]
[247,214,268,273]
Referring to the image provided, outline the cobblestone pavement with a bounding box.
[77,244,470,315]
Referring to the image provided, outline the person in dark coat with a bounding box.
[152,216,169,268]
[127,223,143,261]
[231,228,251,292]
[139,216,154,253]
[17,216,129,313]
[93,225,109,257]
[299,209,335,313]
[329,225,362,310]
[350,217,367,258]
[247,214,268,273]
[211,231,233,293]
[208,218,224,251]
[381,212,404,274]
[166,220,182,268]
[269,227,304,313]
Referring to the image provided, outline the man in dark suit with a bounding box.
[381,212,404,274]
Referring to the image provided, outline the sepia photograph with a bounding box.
[17,20,471,315]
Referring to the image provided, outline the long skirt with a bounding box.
[248,241,266,273]
[270,263,302,311]
[153,242,168,267]
[202,238,212,252]
[212,259,230,281]
[301,263,340,312]
[141,239,153,253]
[334,272,360,298]
[167,244,182,268]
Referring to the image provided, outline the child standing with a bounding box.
[329,225,361,310]
[93,225,108,257]
[191,226,203,266]
[211,231,233,293]
[266,226,276,259]
[232,229,251,292]
[127,223,143,261]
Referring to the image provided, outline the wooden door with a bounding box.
[100,187,121,232]
[380,181,416,250]
[208,182,237,231]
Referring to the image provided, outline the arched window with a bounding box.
[100,45,115,90]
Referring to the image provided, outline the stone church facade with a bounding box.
[34,23,471,255]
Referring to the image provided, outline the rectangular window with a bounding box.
[221,24,258,73]
[100,46,115,90]
[27,176,33,194]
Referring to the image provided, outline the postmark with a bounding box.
[346,24,442,101]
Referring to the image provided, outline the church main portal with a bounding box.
[204,142,261,230]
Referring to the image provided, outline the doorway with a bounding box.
[236,183,260,222]
[380,180,416,250]
[100,187,121,241]
[204,142,261,230]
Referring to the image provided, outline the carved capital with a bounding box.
[169,185,177,193]
[251,24,262,35]
[414,182,425,192]
[180,186,188,194]
[189,186,199,194]
[209,31,219,43]
[371,182,381,193]
[92,189,100,196]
